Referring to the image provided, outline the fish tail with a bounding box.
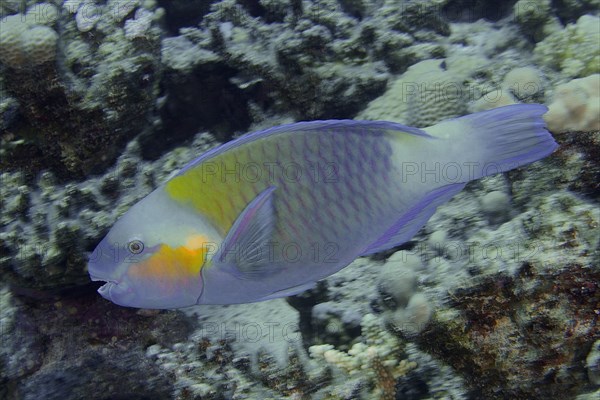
[425,104,558,181]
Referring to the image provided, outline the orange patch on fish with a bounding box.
[129,242,207,286]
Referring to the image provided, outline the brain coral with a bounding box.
[358,59,466,126]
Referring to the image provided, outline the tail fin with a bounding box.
[424,104,558,181]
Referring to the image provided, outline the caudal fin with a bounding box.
[425,104,558,181]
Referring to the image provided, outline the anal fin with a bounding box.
[361,183,465,256]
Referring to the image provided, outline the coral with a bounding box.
[0,3,60,69]
[377,251,433,336]
[358,59,468,126]
[577,388,600,400]
[479,190,512,224]
[24,2,59,26]
[469,65,546,112]
[512,0,554,42]
[310,301,362,349]
[0,92,19,131]
[310,313,417,399]
[552,0,600,24]
[534,15,600,78]
[587,340,600,385]
[0,15,57,68]
[404,61,466,127]
[146,299,327,399]
[155,0,461,144]
[377,251,421,309]
[417,263,600,399]
[415,170,600,399]
[501,66,545,101]
[22,25,58,64]
[386,293,433,337]
[0,15,27,66]
[469,89,518,112]
[544,74,600,133]
[0,1,163,179]
[286,258,377,351]
[125,8,160,40]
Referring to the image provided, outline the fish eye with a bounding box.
[127,239,144,254]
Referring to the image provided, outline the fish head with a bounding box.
[88,188,218,309]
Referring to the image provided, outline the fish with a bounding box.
[88,104,557,309]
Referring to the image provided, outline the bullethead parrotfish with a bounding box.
[88,104,557,309]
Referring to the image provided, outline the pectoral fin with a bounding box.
[214,186,277,279]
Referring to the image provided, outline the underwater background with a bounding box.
[0,0,599,399]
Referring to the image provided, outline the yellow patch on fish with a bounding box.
[129,240,208,287]
[165,147,264,234]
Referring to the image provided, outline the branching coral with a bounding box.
[309,314,417,399]
[534,14,600,78]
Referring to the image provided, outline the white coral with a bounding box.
[544,74,600,133]
[309,313,416,377]
[124,8,154,39]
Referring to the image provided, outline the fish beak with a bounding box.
[97,281,113,296]
[90,275,119,300]
[97,281,120,300]
[95,278,134,306]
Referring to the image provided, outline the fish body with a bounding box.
[88,104,557,309]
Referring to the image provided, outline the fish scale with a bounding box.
[166,127,399,262]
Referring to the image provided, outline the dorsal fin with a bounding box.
[177,120,432,175]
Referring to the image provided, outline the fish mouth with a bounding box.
[95,279,133,306]
[90,275,120,299]
[97,281,115,298]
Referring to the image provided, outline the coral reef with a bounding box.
[410,175,600,398]
[0,8,59,68]
[479,190,512,225]
[552,0,600,24]
[155,0,461,147]
[0,1,163,179]
[418,262,599,399]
